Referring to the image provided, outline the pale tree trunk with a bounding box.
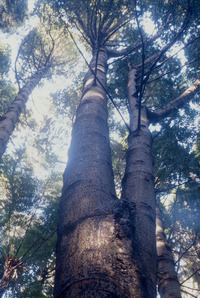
[121,67,157,297]
[156,206,181,298]
[54,48,144,297]
[0,70,46,160]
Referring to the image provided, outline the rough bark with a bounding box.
[156,207,182,298]
[121,67,157,297]
[0,70,46,160]
[54,48,144,298]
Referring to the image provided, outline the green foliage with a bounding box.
[0,0,199,295]
[16,5,77,86]
[0,0,28,31]
[0,43,10,77]
[0,147,60,296]
[158,181,200,288]
[44,0,134,48]
[153,119,198,189]
[0,42,17,116]
[0,80,17,116]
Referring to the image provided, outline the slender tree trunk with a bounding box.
[156,206,181,298]
[0,70,45,160]
[54,48,144,297]
[121,67,157,297]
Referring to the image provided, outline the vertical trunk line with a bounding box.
[121,66,157,297]
[156,206,182,298]
[0,70,44,160]
[54,47,120,297]
[55,47,148,298]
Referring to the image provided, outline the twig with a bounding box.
[142,12,192,87]
[180,289,198,297]
[146,57,200,84]
[180,268,200,285]
[19,229,56,266]
[175,238,196,265]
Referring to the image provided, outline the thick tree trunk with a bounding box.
[156,207,181,298]
[0,70,45,160]
[54,48,144,297]
[121,67,157,297]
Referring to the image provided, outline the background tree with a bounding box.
[0,4,76,161]
[0,2,76,296]
[0,148,60,297]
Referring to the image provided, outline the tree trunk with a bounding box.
[54,48,144,297]
[0,70,45,160]
[156,206,181,298]
[121,67,157,297]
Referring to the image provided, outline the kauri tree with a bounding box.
[1,0,200,296]
[46,0,200,297]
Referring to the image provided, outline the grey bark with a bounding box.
[121,67,157,297]
[0,70,46,160]
[54,48,144,298]
[156,207,182,298]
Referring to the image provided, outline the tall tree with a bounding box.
[0,7,73,160]
[52,0,150,297]
[49,0,200,296]
[156,206,181,298]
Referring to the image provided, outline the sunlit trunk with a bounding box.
[54,48,143,297]
[0,70,45,160]
[121,67,157,297]
[156,207,181,298]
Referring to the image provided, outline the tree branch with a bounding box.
[107,13,172,59]
[148,75,200,123]
[175,238,196,265]
[145,56,200,84]
[139,12,192,86]
[107,31,161,59]
[180,289,198,298]
[180,268,200,285]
